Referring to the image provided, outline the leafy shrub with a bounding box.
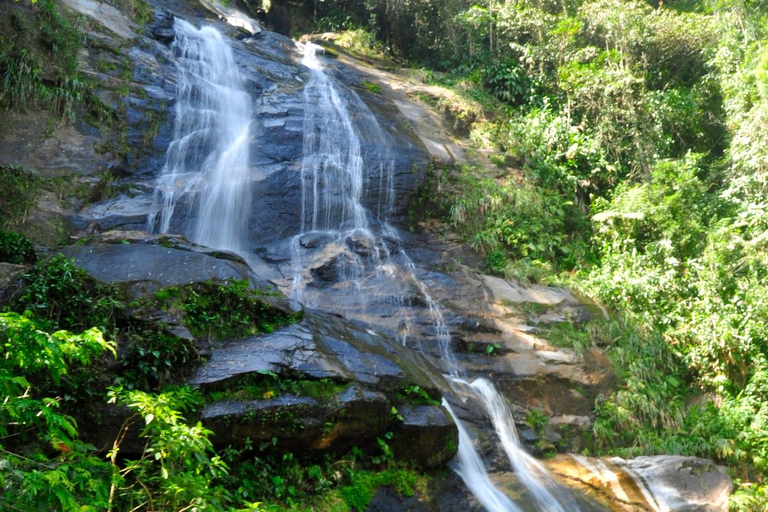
[0,312,115,512]
[17,254,123,334]
[450,167,591,277]
[109,385,234,511]
[0,165,41,228]
[152,280,297,341]
[120,322,198,390]
[0,230,37,264]
[483,60,534,105]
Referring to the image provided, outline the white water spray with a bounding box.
[149,19,252,253]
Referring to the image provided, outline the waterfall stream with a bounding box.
[292,41,583,511]
[149,18,252,253]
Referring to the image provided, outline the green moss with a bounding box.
[360,80,381,94]
[206,373,350,403]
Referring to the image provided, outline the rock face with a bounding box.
[56,0,429,255]
[59,235,273,299]
[547,454,733,512]
[191,309,458,467]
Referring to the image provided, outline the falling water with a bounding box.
[291,43,446,348]
[443,399,523,512]
[148,19,252,253]
[459,378,579,512]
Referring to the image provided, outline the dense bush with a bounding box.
[0,230,37,264]
[17,254,123,334]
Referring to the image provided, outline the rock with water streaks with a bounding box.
[546,454,733,512]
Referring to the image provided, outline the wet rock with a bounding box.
[366,487,431,512]
[312,251,356,284]
[431,472,485,512]
[190,309,445,395]
[391,405,457,468]
[346,233,376,257]
[193,309,458,464]
[547,454,733,512]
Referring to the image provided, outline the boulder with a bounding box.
[547,454,733,512]
[190,309,445,395]
[59,237,276,300]
[390,405,458,468]
[201,386,389,453]
[192,309,458,466]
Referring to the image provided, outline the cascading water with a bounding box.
[291,41,583,512]
[443,399,523,512]
[148,19,252,253]
[290,42,450,350]
[457,378,580,512]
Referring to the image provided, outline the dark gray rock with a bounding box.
[201,386,389,454]
[365,487,432,512]
[0,262,26,307]
[190,309,445,395]
[391,405,457,468]
[59,238,274,299]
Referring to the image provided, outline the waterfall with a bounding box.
[292,41,574,511]
[443,399,523,512]
[149,19,252,253]
[458,378,579,512]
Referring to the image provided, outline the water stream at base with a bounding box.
[148,18,252,254]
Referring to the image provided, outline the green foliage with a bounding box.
[152,280,297,340]
[0,311,115,512]
[0,165,42,228]
[119,322,198,391]
[108,385,234,511]
[0,230,37,264]
[483,60,535,105]
[17,254,123,335]
[0,0,85,120]
[395,384,440,406]
[450,166,591,278]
